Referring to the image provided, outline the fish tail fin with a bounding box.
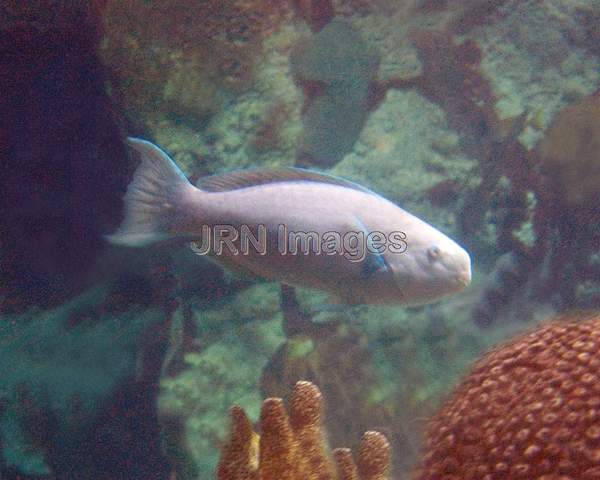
[105,137,200,247]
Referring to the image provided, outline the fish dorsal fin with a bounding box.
[196,167,372,194]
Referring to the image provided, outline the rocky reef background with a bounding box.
[1,0,599,478]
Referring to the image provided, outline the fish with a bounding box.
[106,138,471,305]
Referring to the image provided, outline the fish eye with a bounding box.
[427,246,441,261]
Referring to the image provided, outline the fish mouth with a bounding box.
[454,270,471,289]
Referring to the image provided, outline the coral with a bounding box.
[260,286,456,475]
[333,0,388,17]
[415,0,448,14]
[446,0,511,35]
[261,286,393,467]
[415,0,509,32]
[395,18,599,316]
[261,325,393,455]
[329,88,476,236]
[475,0,600,124]
[292,0,335,32]
[424,179,461,207]
[411,30,498,154]
[217,381,392,480]
[536,92,600,211]
[291,18,378,90]
[101,0,291,122]
[413,311,600,480]
[100,0,300,180]
[292,0,382,29]
[365,1,600,319]
[375,29,528,251]
[491,92,600,311]
[252,101,293,152]
[458,113,533,252]
[470,252,536,328]
[462,96,600,320]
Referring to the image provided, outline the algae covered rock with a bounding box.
[291,19,380,166]
[331,89,478,236]
[101,0,291,120]
[157,283,285,479]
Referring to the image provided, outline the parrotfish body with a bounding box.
[107,138,471,305]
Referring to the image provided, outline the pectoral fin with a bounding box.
[354,218,389,278]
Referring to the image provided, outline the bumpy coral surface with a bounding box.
[413,312,600,480]
[217,381,392,480]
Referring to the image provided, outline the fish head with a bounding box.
[388,232,471,305]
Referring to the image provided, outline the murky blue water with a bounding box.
[1,1,599,478]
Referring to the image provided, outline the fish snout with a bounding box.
[454,268,471,289]
[447,244,471,290]
[452,251,472,289]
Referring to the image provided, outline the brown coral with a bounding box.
[217,381,392,480]
[413,311,600,480]
[411,30,498,152]
[292,0,335,32]
[536,92,600,211]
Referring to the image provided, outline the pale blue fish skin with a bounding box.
[106,138,471,305]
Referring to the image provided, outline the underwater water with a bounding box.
[1,0,600,479]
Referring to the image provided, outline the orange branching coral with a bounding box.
[355,431,393,480]
[333,431,392,480]
[261,326,409,469]
[413,311,600,480]
[217,381,392,480]
[262,286,425,474]
[216,405,260,480]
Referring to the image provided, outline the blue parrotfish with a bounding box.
[107,138,471,305]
